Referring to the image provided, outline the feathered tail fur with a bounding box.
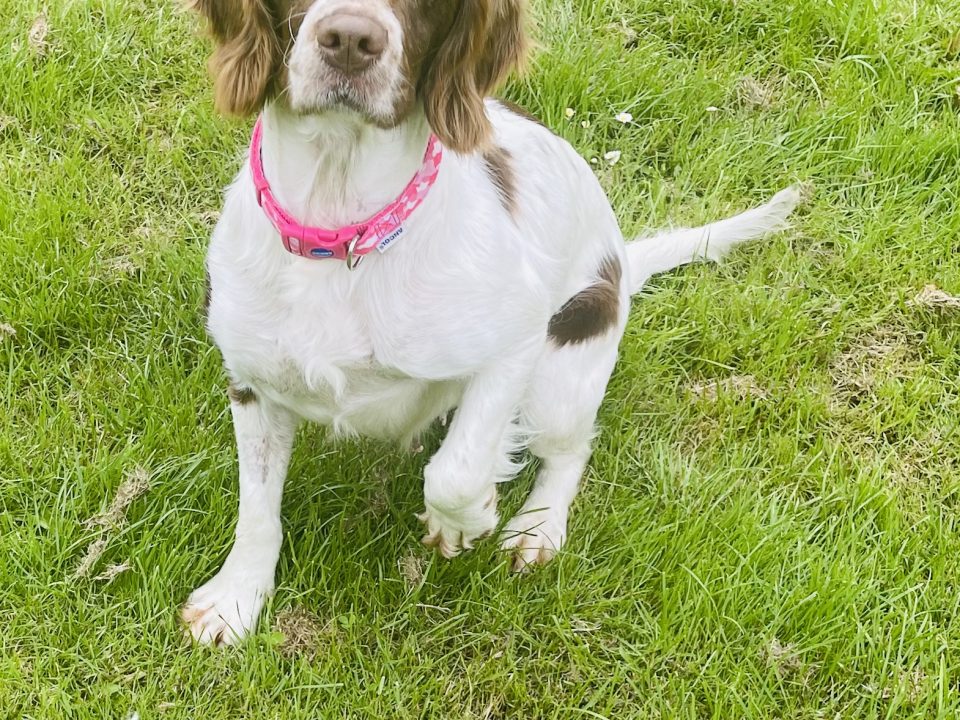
[625,186,801,293]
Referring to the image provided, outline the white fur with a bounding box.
[181,5,800,645]
[181,399,296,645]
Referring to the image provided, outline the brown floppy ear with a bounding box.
[192,0,279,116]
[421,0,529,154]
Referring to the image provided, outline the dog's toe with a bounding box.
[180,571,272,647]
[181,601,243,646]
[418,495,497,558]
[500,508,566,572]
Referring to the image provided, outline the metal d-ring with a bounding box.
[345,234,363,271]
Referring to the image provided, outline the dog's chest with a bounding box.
[213,266,382,380]
[207,254,473,428]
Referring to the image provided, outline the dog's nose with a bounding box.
[316,14,387,75]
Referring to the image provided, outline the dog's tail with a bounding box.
[625,186,801,293]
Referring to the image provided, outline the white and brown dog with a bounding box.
[181,0,799,645]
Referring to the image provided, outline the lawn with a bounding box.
[2,0,960,717]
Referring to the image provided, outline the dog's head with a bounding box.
[192,0,528,152]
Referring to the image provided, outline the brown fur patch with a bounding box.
[421,0,529,153]
[192,0,281,115]
[483,145,517,215]
[548,256,622,346]
[228,383,257,405]
[498,98,548,130]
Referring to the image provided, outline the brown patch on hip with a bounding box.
[483,145,517,217]
[548,256,622,346]
[228,383,257,405]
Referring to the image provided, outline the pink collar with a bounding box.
[249,116,442,267]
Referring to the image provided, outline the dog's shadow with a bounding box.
[276,420,539,601]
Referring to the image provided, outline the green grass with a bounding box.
[2,0,960,716]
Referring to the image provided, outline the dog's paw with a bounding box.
[180,570,273,647]
[419,489,498,558]
[500,507,567,572]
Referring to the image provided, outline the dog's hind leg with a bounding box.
[502,329,623,571]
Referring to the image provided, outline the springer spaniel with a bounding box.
[181,0,799,645]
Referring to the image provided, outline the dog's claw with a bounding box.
[417,490,498,559]
[420,530,461,558]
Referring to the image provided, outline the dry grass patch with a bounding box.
[605,18,638,49]
[828,322,923,404]
[398,552,425,590]
[85,467,151,529]
[689,374,769,401]
[674,414,723,455]
[94,562,132,583]
[763,637,801,675]
[274,607,329,660]
[101,254,141,279]
[762,637,816,684]
[736,75,783,111]
[866,667,929,703]
[72,467,151,579]
[71,537,109,579]
[28,13,49,56]
[908,284,960,310]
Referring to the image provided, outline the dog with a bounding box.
[180,0,799,645]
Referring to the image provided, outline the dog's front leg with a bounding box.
[181,387,297,646]
[420,350,536,557]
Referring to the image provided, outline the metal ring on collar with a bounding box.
[346,235,363,271]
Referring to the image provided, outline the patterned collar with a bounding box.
[249,115,443,269]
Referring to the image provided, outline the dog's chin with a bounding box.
[288,77,404,129]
